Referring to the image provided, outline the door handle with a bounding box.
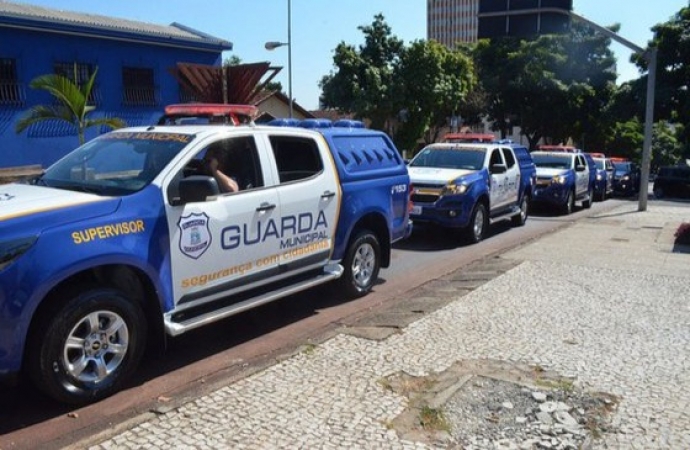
[321,190,336,199]
[256,202,276,212]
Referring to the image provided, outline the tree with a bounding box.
[635,5,690,154]
[607,118,644,161]
[651,122,683,171]
[393,40,476,151]
[16,68,124,145]
[319,14,404,130]
[473,22,617,149]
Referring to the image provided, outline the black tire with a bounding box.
[27,287,147,405]
[339,230,380,298]
[511,195,529,227]
[653,186,664,199]
[562,190,575,215]
[464,202,488,244]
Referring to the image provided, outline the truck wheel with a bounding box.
[465,202,488,244]
[27,287,147,405]
[563,190,575,215]
[340,230,380,298]
[511,195,529,227]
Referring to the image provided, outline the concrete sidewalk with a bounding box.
[76,202,690,450]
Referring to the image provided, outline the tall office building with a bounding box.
[427,0,480,47]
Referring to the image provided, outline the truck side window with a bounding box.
[501,147,516,168]
[489,149,503,167]
[269,135,324,183]
[194,137,264,191]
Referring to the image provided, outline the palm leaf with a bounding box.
[84,117,127,131]
[18,65,126,145]
[15,105,75,133]
[29,74,87,119]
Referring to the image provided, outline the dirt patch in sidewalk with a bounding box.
[381,359,619,449]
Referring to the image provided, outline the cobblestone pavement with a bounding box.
[78,204,690,450]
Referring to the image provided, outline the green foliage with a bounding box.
[317,6,690,159]
[15,67,125,145]
[652,122,683,170]
[606,120,681,169]
[640,5,690,154]
[320,14,476,151]
[223,55,243,66]
[319,14,403,130]
[393,40,476,150]
[607,119,644,160]
[473,22,617,149]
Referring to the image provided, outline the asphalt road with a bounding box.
[0,193,655,450]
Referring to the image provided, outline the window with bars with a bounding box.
[0,58,23,106]
[122,67,158,107]
[54,61,100,105]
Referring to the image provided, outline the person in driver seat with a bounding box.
[202,146,239,193]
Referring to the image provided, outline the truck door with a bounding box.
[265,133,339,274]
[500,147,520,206]
[163,135,282,306]
[575,154,589,196]
[488,148,508,209]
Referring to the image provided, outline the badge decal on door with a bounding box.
[178,212,212,259]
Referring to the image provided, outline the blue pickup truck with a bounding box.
[531,151,593,214]
[407,141,536,243]
[0,105,411,404]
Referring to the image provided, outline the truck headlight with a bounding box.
[441,183,468,196]
[596,174,603,181]
[552,175,567,185]
[622,175,630,181]
[0,236,38,271]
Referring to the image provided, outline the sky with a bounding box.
[20,0,690,110]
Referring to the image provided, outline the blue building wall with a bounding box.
[0,27,223,169]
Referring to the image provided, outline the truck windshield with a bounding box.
[36,131,195,196]
[409,147,485,170]
[532,154,572,169]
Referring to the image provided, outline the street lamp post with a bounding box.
[264,0,293,118]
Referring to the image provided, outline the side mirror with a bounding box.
[575,164,586,172]
[175,175,221,205]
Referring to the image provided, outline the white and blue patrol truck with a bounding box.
[0,105,411,404]
[407,141,535,243]
[531,150,593,215]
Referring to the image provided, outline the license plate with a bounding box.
[411,205,422,215]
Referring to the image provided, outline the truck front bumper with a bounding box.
[409,196,475,229]
[533,185,569,207]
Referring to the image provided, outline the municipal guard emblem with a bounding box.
[178,213,212,259]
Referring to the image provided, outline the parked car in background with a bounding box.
[588,153,614,201]
[653,166,690,199]
[612,160,641,196]
[408,141,535,243]
[531,151,593,214]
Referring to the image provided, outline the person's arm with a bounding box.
[205,155,239,193]
[213,168,239,193]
